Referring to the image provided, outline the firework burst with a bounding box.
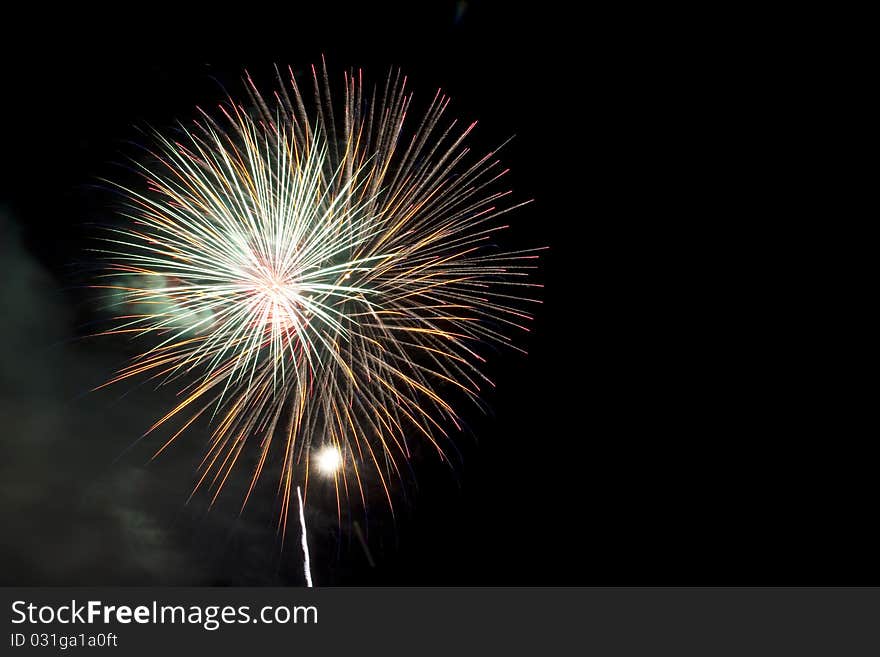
[94,62,541,539]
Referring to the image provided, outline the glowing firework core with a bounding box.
[315,445,343,476]
[258,275,300,323]
[240,254,305,332]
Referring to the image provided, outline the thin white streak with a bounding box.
[297,485,313,587]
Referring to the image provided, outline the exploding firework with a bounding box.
[94,62,541,538]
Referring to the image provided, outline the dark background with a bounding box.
[0,3,871,585]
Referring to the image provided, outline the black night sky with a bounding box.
[0,3,873,586]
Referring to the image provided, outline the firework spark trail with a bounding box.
[95,62,542,536]
[297,486,313,587]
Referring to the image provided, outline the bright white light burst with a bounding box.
[315,445,343,477]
